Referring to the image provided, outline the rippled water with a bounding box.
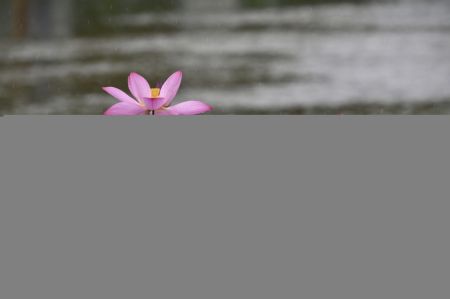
[1,0,450,114]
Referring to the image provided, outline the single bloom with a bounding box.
[103,71,212,116]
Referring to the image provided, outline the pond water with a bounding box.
[1,0,450,114]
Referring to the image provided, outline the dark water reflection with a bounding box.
[1,0,450,115]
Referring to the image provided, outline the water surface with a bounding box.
[1,0,450,114]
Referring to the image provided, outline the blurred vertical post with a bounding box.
[12,0,29,38]
[30,0,73,38]
[50,0,73,38]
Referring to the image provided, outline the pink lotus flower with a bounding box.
[103,71,212,116]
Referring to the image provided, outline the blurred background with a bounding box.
[0,0,450,115]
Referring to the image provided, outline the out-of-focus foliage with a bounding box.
[75,0,179,36]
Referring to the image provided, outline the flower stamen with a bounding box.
[151,88,161,98]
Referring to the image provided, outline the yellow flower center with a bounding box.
[151,88,161,98]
